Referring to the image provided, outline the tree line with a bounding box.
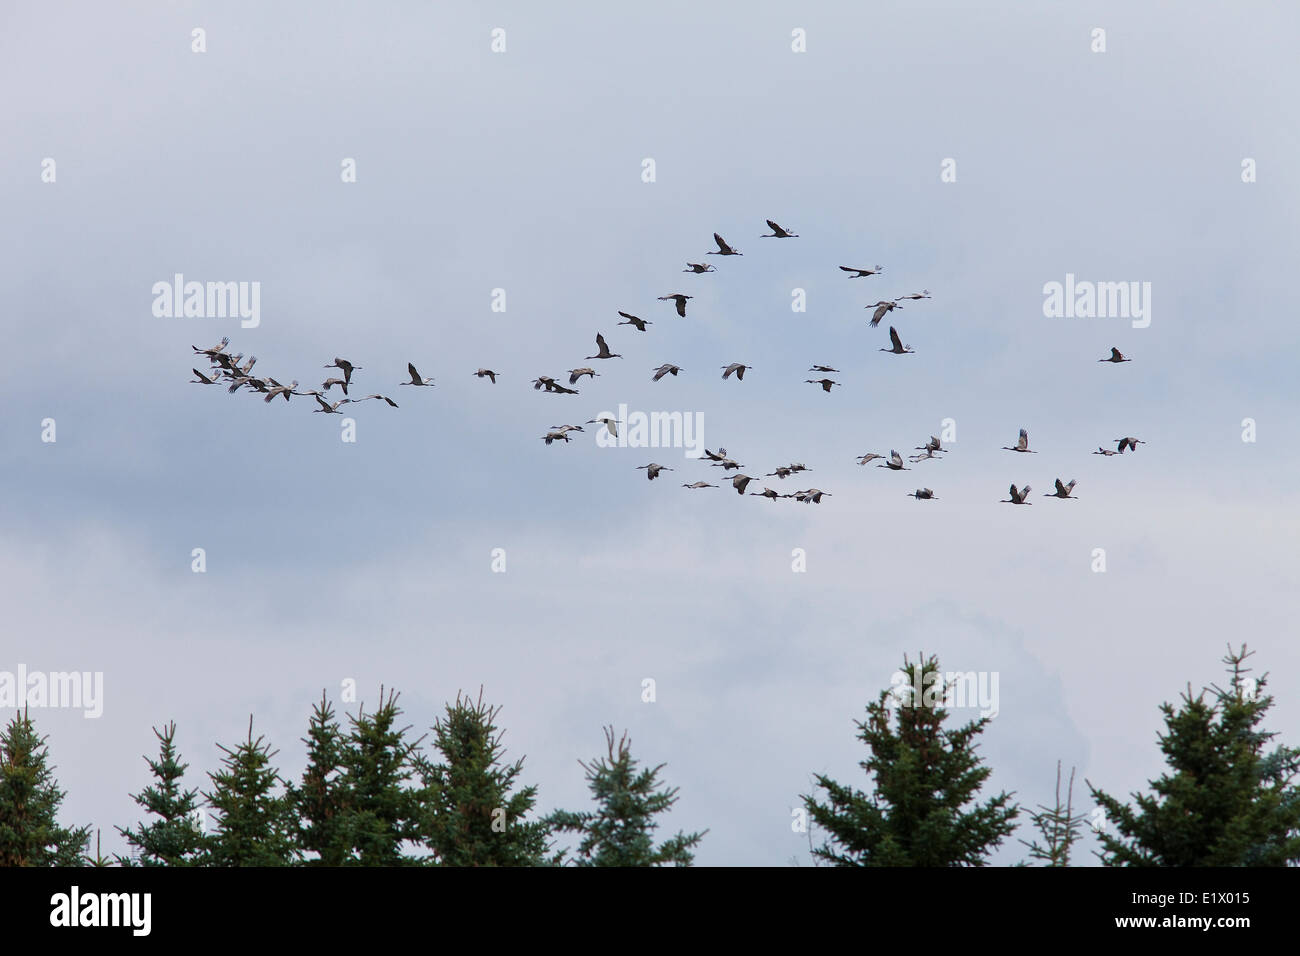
[2,645,1296,866]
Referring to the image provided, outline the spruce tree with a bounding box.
[337,688,424,865]
[85,830,115,867]
[0,709,90,866]
[415,689,550,866]
[200,717,299,866]
[116,721,204,866]
[291,689,429,865]
[1089,644,1300,866]
[803,654,1018,866]
[547,726,705,866]
[1019,761,1085,866]
[290,693,350,865]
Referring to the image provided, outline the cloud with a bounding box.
[3,0,1297,865]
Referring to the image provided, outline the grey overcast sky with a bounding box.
[3,1,1298,865]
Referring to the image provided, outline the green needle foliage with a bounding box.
[548,726,706,866]
[200,716,299,866]
[803,654,1018,866]
[337,688,424,865]
[1089,644,1300,866]
[415,689,550,866]
[85,829,114,867]
[291,693,350,865]
[1019,761,1086,866]
[117,721,204,866]
[0,710,89,866]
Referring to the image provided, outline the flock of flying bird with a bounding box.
[190,221,1144,506]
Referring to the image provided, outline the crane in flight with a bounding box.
[617,311,652,331]
[193,336,230,357]
[1002,429,1036,453]
[721,363,752,381]
[805,378,840,392]
[868,301,900,327]
[532,376,579,394]
[312,395,350,415]
[729,474,758,495]
[1001,484,1033,505]
[321,377,352,396]
[263,380,298,402]
[325,357,362,385]
[658,294,693,317]
[707,233,742,256]
[792,488,832,504]
[1044,479,1078,499]
[587,333,622,360]
[761,220,798,238]
[401,363,435,386]
[880,326,914,354]
[587,416,621,438]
